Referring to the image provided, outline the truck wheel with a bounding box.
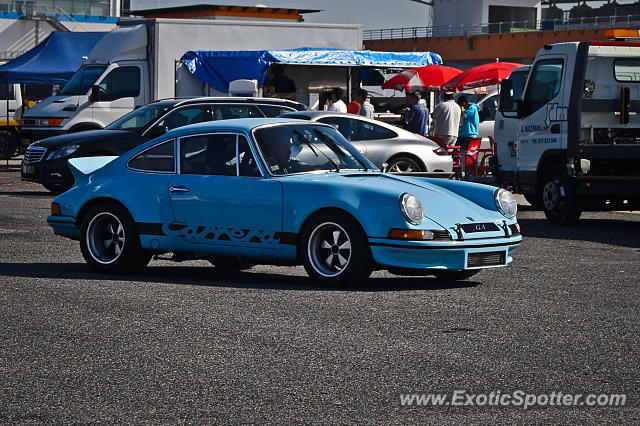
[541,166,582,225]
[80,202,150,273]
[0,131,17,160]
[300,212,372,286]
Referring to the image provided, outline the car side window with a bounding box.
[211,104,262,120]
[157,106,211,131]
[98,66,140,100]
[180,134,237,176]
[316,117,357,141]
[257,104,295,117]
[128,140,175,173]
[522,58,564,116]
[356,120,397,141]
[480,95,498,122]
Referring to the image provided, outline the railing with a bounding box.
[364,15,640,40]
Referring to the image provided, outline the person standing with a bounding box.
[402,91,429,137]
[347,88,361,114]
[430,92,461,147]
[328,87,347,113]
[356,88,374,118]
[457,96,480,179]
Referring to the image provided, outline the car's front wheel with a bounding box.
[301,212,372,286]
[80,202,151,273]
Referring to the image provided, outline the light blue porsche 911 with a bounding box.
[47,118,521,285]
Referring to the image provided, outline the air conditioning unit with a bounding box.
[229,79,261,97]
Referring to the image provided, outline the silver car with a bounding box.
[279,111,453,173]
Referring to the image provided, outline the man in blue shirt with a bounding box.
[457,96,480,179]
[402,91,429,137]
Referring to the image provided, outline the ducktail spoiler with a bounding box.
[68,156,118,184]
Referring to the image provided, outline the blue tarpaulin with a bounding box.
[0,31,106,84]
[181,48,443,93]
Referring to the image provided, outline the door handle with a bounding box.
[170,185,189,193]
[550,123,561,134]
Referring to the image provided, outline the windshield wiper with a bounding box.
[293,129,319,157]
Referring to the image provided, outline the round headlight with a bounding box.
[495,188,517,218]
[400,193,423,225]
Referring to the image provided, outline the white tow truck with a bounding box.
[497,40,640,224]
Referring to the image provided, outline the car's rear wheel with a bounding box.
[433,270,479,280]
[80,202,150,273]
[387,156,423,173]
[301,212,372,286]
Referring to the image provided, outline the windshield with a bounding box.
[60,65,108,95]
[106,103,173,131]
[253,124,374,175]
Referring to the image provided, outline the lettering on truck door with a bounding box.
[517,56,567,172]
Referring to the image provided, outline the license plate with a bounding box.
[22,164,34,174]
[460,222,500,233]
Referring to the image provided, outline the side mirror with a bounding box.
[499,79,520,118]
[89,85,101,102]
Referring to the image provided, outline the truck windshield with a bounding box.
[106,103,173,132]
[60,65,108,95]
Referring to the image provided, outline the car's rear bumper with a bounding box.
[369,235,522,270]
[47,215,80,240]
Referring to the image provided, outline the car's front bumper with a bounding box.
[21,157,74,186]
[369,235,522,271]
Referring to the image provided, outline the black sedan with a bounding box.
[21,97,305,193]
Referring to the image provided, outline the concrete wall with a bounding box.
[0,17,116,59]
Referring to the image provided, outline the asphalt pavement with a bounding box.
[1,161,639,424]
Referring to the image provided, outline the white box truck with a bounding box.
[497,41,640,224]
[20,18,362,144]
[0,83,26,158]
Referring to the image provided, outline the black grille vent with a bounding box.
[509,224,520,235]
[468,251,506,268]
[432,230,452,240]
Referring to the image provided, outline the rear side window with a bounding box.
[211,104,262,120]
[317,117,357,141]
[356,121,397,141]
[614,59,640,82]
[258,104,296,117]
[128,140,175,173]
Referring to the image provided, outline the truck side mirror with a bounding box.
[89,85,101,102]
[499,79,519,118]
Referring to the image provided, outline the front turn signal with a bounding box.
[388,229,435,240]
[51,202,62,216]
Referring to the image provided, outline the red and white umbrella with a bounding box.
[441,61,524,92]
[381,65,462,92]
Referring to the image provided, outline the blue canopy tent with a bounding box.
[0,31,106,84]
[181,48,443,93]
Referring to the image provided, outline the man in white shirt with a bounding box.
[327,87,347,113]
[430,92,461,146]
